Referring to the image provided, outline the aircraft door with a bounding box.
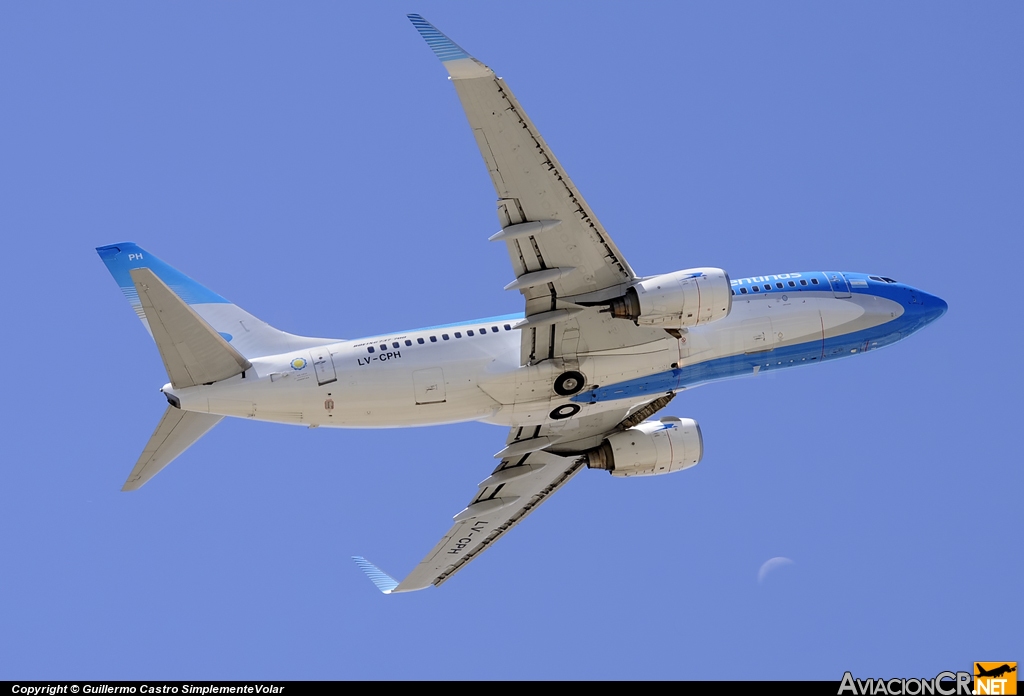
[413,368,447,404]
[828,272,852,299]
[311,347,337,386]
[742,318,776,354]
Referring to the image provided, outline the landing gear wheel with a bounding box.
[550,403,581,420]
[554,370,586,396]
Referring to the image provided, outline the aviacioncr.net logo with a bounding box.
[838,671,972,696]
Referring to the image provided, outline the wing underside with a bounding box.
[394,450,586,592]
[355,401,670,593]
[356,449,585,593]
[355,17,679,594]
[409,13,636,304]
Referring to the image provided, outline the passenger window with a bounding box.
[811,278,819,285]
[763,285,770,291]
[392,342,399,349]
[454,332,462,338]
[740,288,748,294]
[417,338,425,344]
[788,281,796,287]
[404,340,412,346]
[800,280,808,286]
[442,334,449,340]
[367,346,374,353]
[752,286,759,292]
[491,326,498,332]
[379,345,387,351]
[479,327,487,334]
[776,282,783,289]
[430,336,437,343]
[467,330,474,336]
[504,324,512,330]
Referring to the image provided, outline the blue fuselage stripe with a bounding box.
[572,274,945,404]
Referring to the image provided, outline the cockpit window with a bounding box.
[870,276,898,283]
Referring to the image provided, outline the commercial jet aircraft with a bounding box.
[97,15,947,593]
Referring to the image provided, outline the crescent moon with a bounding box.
[758,556,794,583]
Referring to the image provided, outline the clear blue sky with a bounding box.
[1,2,1020,680]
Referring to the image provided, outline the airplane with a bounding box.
[96,15,947,594]
[976,665,1017,679]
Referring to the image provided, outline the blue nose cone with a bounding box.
[904,287,947,330]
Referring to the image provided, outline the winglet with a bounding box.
[352,556,400,594]
[407,14,492,79]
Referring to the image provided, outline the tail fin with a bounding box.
[96,243,334,358]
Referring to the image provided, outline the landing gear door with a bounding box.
[828,273,852,299]
[312,347,337,386]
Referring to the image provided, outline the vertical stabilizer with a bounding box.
[97,243,335,358]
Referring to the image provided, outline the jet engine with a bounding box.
[605,267,732,329]
[582,416,703,477]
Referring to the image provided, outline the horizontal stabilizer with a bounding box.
[352,556,400,594]
[123,406,223,491]
[131,268,252,388]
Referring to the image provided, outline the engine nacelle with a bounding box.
[584,417,704,477]
[607,267,732,329]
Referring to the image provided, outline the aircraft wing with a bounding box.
[356,449,585,594]
[354,401,671,593]
[408,14,636,304]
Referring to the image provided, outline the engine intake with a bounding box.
[607,267,732,329]
[584,417,704,477]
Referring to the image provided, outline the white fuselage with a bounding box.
[165,274,913,432]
